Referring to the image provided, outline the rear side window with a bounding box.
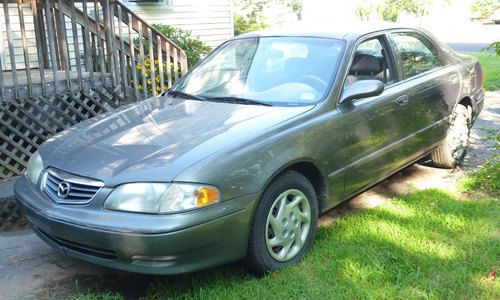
[391,32,443,78]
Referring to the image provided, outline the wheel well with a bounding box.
[283,162,328,213]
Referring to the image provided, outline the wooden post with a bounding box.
[173,46,179,82]
[157,35,164,94]
[31,0,47,96]
[0,43,4,102]
[37,6,50,70]
[69,0,83,91]
[3,0,19,99]
[164,40,172,88]
[137,22,147,98]
[56,0,71,91]
[94,1,107,84]
[117,5,127,100]
[44,0,60,94]
[148,29,156,96]
[103,0,116,86]
[17,0,33,98]
[109,2,120,86]
[82,0,94,84]
[127,13,139,99]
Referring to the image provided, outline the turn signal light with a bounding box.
[197,187,219,207]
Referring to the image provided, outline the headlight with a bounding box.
[103,183,220,214]
[26,151,43,185]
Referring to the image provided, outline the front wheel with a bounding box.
[246,171,318,273]
[431,104,472,168]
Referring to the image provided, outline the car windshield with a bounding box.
[171,37,345,106]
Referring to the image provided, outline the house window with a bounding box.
[128,0,174,9]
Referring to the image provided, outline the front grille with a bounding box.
[43,168,103,204]
[36,227,117,260]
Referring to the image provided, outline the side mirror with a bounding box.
[340,80,384,103]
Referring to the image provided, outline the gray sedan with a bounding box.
[15,25,484,274]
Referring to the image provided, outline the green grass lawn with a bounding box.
[467,52,500,91]
[71,189,499,300]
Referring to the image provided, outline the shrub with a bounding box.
[131,24,212,96]
[234,14,268,36]
[152,24,212,68]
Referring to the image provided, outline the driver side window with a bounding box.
[347,37,396,87]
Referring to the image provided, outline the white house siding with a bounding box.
[0,3,39,70]
[122,0,234,49]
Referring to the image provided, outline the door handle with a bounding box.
[395,94,409,106]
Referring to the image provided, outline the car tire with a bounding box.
[245,170,318,274]
[431,104,472,168]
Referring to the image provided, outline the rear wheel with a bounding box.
[431,104,472,168]
[246,171,318,273]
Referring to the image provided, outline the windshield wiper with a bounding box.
[205,96,272,107]
[165,90,207,102]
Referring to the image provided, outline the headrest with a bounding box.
[350,54,380,75]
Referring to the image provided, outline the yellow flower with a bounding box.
[155,76,160,83]
[138,84,142,90]
[136,65,142,70]
[156,86,161,92]
[130,79,134,83]
[147,79,152,85]
[154,60,159,65]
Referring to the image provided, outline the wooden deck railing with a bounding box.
[0,0,188,180]
[0,0,188,102]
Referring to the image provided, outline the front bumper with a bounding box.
[15,176,258,274]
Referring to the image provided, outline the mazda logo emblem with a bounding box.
[57,181,71,199]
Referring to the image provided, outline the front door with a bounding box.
[336,35,414,198]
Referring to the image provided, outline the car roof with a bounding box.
[233,22,421,42]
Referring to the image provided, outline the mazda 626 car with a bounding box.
[15,25,484,274]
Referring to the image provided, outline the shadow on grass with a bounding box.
[40,188,499,299]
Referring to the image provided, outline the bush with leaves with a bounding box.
[485,41,500,56]
[234,13,268,36]
[152,24,212,68]
[131,24,212,96]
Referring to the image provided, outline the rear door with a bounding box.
[388,31,461,152]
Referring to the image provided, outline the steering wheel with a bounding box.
[297,75,327,92]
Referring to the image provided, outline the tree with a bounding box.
[355,0,451,22]
[278,0,304,20]
[233,0,304,35]
[234,14,268,36]
[470,0,500,21]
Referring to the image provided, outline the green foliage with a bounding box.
[152,24,211,68]
[485,41,500,56]
[233,14,268,36]
[468,52,500,91]
[74,189,500,299]
[355,1,374,21]
[233,0,304,35]
[470,0,500,21]
[356,0,451,22]
[461,128,500,194]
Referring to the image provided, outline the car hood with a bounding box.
[40,96,313,185]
